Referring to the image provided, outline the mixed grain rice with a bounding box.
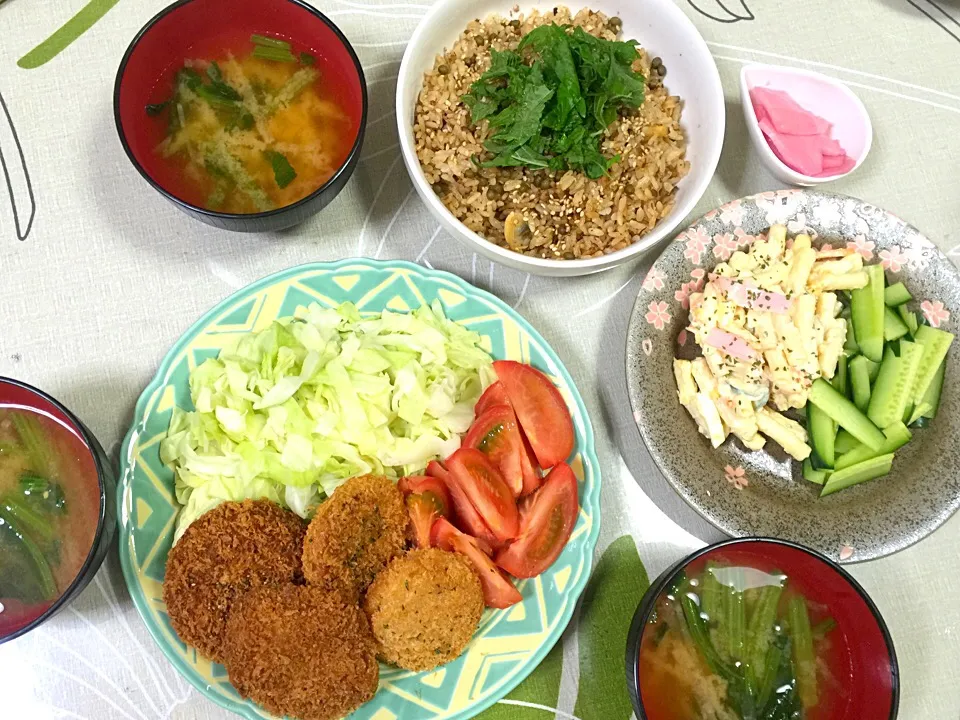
[414,7,689,260]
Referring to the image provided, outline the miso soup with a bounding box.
[0,406,100,637]
[145,32,357,213]
[637,545,896,720]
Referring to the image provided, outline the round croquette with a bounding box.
[223,585,378,720]
[162,499,306,663]
[302,474,409,602]
[364,548,484,671]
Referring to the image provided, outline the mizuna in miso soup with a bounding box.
[639,562,851,720]
[145,33,356,213]
[0,407,99,636]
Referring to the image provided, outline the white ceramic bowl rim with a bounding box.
[396,0,724,271]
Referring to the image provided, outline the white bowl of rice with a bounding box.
[397,0,724,277]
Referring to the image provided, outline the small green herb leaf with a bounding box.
[299,51,316,66]
[264,150,297,189]
[461,22,645,178]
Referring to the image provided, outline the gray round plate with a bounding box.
[626,189,960,562]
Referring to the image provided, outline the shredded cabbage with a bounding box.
[161,300,494,540]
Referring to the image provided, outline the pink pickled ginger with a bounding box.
[750,87,856,178]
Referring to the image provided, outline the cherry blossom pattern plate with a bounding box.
[626,189,960,562]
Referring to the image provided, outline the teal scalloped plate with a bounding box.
[117,259,601,720]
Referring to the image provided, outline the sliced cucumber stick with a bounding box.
[848,356,872,412]
[911,325,955,408]
[883,307,909,341]
[867,342,924,429]
[834,422,912,470]
[809,379,885,451]
[897,305,919,337]
[832,355,848,397]
[821,453,895,497]
[844,317,859,355]
[834,429,859,454]
[884,282,912,307]
[851,265,885,363]
[919,359,946,420]
[808,403,835,468]
[802,458,830,485]
[865,358,881,383]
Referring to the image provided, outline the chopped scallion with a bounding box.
[206,60,223,83]
[253,45,297,63]
[299,51,316,66]
[251,34,292,51]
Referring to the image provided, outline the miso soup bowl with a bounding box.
[625,538,899,720]
[0,378,116,645]
[114,0,367,233]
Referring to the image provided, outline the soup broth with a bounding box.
[0,406,99,636]
[639,559,853,720]
[145,32,356,213]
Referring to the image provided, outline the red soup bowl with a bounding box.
[114,0,367,232]
[0,378,116,644]
[625,538,898,720]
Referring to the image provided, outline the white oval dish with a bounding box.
[396,0,724,277]
[740,63,873,187]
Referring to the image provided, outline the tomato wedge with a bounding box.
[398,475,451,517]
[398,475,451,549]
[464,404,525,496]
[431,517,523,609]
[426,460,499,553]
[495,463,579,578]
[492,361,574,469]
[445,448,520,542]
[475,381,511,417]
[465,404,542,498]
[517,430,542,497]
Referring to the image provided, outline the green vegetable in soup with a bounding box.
[251,34,292,51]
[744,578,785,689]
[0,516,56,602]
[0,473,67,603]
[264,150,297,189]
[461,23,645,179]
[20,474,66,514]
[253,45,297,63]
[642,563,843,719]
[11,412,49,475]
[787,595,818,709]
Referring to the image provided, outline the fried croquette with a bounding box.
[162,499,305,663]
[223,585,378,720]
[302,474,409,602]
[363,548,484,671]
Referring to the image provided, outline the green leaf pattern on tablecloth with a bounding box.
[18,0,123,69]
[479,535,650,719]
[575,536,650,720]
